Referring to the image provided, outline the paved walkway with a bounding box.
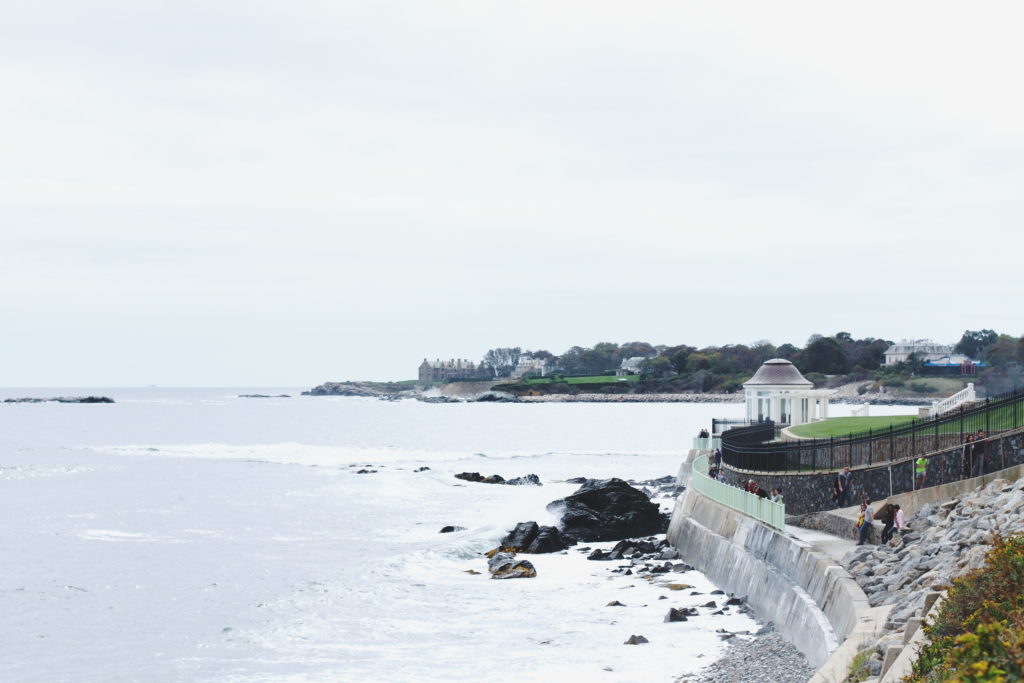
[785,524,858,563]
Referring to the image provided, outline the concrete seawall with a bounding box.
[667,490,870,670]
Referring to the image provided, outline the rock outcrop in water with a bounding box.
[546,478,668,542]
[499,521,571,553]
[3,396,114,403]
[454,472,541,486]
[487,552,537,579]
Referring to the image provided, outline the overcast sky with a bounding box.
[2,1,1023,386]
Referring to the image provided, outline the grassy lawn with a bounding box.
[789,415,919,438]
[522,375,640,385]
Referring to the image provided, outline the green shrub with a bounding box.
[909,534,1024,681]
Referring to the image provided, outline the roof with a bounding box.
[923,354,987,367]
[743,359,813,387]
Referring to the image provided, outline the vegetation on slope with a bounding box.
[908,533,1024,682]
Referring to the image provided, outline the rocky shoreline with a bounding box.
[828,474,1024,678]
[676,631,815,683]
[3,396,115,403]
[303,380,937,405]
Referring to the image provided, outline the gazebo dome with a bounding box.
[743,359,813,387]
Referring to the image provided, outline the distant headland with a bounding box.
[305,329,1019,403]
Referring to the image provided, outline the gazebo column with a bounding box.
[821,397,829,419]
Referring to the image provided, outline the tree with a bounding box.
[482,347,522,377]
[797,337,847,375]
[640,356,673,378]
[619,341,657,359]
[776,343,799,360]
[955,329,998,360]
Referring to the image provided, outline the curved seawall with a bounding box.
[667,490,869,670]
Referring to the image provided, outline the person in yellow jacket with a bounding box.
[914,456,928,488]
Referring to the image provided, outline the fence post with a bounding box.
[889,425,894,462]
[868,428,873,465]
[986,397,991,433]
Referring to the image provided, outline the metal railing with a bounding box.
[691,453,785,530]
[721,387,1024,473]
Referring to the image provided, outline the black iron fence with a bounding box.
[721,388,1024,473]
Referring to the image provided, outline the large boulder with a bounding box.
[499,521,570,553]
[487,552,537,579]
[546,478,668,542]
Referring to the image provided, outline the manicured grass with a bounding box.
[522,375,641,385]
[789,415,919,438]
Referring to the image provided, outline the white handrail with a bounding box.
[929,383,976,418]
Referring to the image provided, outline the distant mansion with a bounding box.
[883,339,953,366]
[418,359,490,383]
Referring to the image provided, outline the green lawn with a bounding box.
[788,415,919,438]
[522,375,640,385]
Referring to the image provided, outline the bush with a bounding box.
[909,534,1024,681]
[908,381,940,394]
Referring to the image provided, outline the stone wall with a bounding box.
[719,430,1024,515]
[667,490,870,668]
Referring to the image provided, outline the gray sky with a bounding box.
[3,1,1022,386]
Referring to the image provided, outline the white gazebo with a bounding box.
[743,358,835,426]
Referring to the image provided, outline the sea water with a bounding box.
[0,389,913,682]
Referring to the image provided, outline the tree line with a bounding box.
[480,330,1024,393]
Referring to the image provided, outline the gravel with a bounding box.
[676,632,816,683]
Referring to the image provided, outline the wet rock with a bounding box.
[439,525,466,533]
[665,608,689,622]
[607,600,626,607]
[623,635,649,645]
[487,552,536,579]
[498,522,569,554]
[546,478,668,542]
[505,474,541,486]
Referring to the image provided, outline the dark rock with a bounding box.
[546,478,668,542]
[624,569,633,576]
[455,472,486,483]
[658,595,668,600]
[664,608,689,622]
[607,600,626,607]
[703,601,718,608]
[501,521,540,550]
[482,474,505,484]
[487,552,536,579]
[726,596,744,606]
[587,549,608,561]
[566,477,588,484]
[505,474,542,486]
[415,466,430,472]
[712,610,724,615]
[710,590,725,595]
[439,526,466,533]
[525,526,569,553]
[355,469,377,474]
[5,396,115,404]
[499,522,569,554]
[623,635,649,645]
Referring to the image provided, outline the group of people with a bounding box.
[854,498,905,545]
[742,479,784,504]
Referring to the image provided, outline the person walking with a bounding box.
[837,467,851,507]
[857,499,875,545]
[914,455,928,488]
[879,504,895,544]
[771,488,784,504]
[974,430,987,477]
[961,434,975,480]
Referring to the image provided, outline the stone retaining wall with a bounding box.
[667,490,868,669]
[723,430,1024,515]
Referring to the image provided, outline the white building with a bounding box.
[615,356,646,376]
[510,358,550,379]
[884,339,953,366]
[743,358,835,426]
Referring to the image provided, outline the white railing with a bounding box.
[929,383,976,418]
[690,454,785,530]
[851,403,870,417]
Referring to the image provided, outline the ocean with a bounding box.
[0,388,912,682]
